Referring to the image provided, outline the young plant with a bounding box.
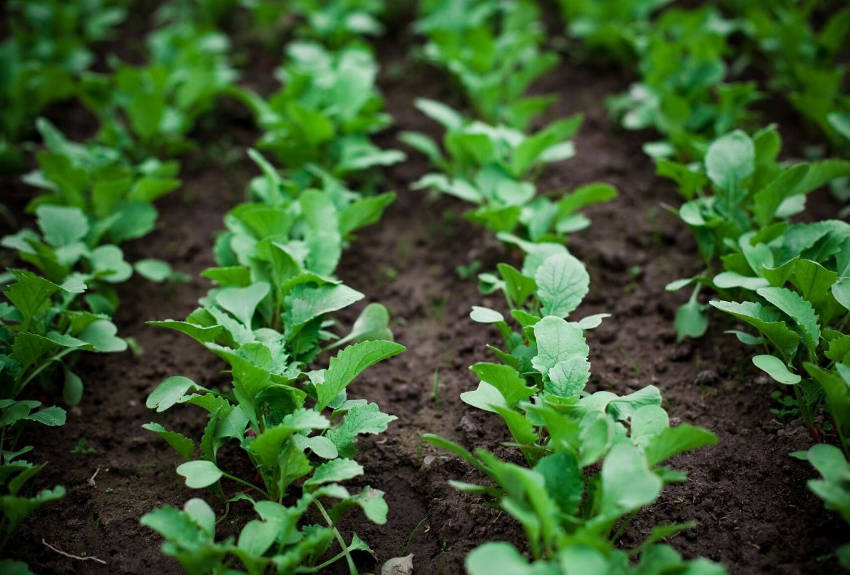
[80,22,238,156]
[663,127,850,446]
[728,0,850,149]
[0,0,127,171]
[401,99,616,242]
[290,0,387,47]
[2,119,183,315]
[425,250,722,574]
[557,0,671,64]
[233,42,403,177]
[792,444,850,569]
[606,7,760,161]
[416,0,559,130]
[142,149,403,574]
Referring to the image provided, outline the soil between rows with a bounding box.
[3,16,847,575]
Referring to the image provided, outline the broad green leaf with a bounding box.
[326,402,397,458]
[756,286,821,352]
[37,205,88,247]
[63,368,83,406]
[674,301,707,341]
[705,130,754,192]
[147,376,202,412]
[176,460,223,489]
[470,306,504,323]
[216,282,270,328]
[303,458,363,489]
[599,443,662,517]
[535,253,589,318]
[531,316,588,375]
[285,283,364,334]
[752,354,801,385]
[645,424,717,466]
[470,363,535,407]
[135,259,176,282]
[331,303,393,350]
[497,263,537,307]
[710,300,800,360]
[534,452,583,515]
[461,382,507,413]
[237,519,278,556]
[79,320,127,352]
[316,340,404,410]
[833,278,850,312]
[546,356,590,399]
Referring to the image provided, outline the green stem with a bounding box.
[315,499,357,575]
[221,472,270,500]
[17,348,75,395]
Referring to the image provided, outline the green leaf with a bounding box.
[466,543,545,575]
[63,368,83,406]
[285,284,364,335]
[599,443,662,517]
[27,406,66,426]
[710,300,800,360]
[79,320,127,352]
[534,452,583,515]
[645,424,717,466]
[89,245,132,283]
[143,422,195,459]
[752,354,801,385]
[135,259,177,282]
[470,306,505,323]
[675,301,708,341]
[303,458,363,489]
[147,376,202,412]
[535,253,589,318]
[326,403,397,458]
[531,316,588,376]
[461,382,507,413]
[497,263,537,307]
[832,278,850,312]
[141,506,208,548]
[756,286,821,352]
[316,341,405,410]
[176,460,223,489]
[216,282,270,328]
[705,130,754,192]
[546,355,590,399]
[36,205,88,247]
[470,363,535,407]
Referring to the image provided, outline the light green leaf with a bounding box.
[752,354,801,385]
[535,252,589,318]
[316,340,405,410]
[176,460,223,489]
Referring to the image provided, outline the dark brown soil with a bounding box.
[3,13,847,575]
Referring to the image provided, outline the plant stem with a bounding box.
[315,499,357,575]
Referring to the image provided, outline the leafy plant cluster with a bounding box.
[559,0,850,566]
[0,0,129,172]
[558,0,850,158]
[0,3,245,570]
[725,0,850,149]
[408,2,724,572]
[427,248,723,575]
[402,0,617,244]
[138,5,408,573]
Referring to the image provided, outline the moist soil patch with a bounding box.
[3,19,847,575]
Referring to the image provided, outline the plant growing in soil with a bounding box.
[142,142,404,573]
[425,252,722,574]
[233,41,404,177]
[605,6,759,161]
[662,128,850,440]
[0,0,127,172]
[416,0,559,129]
[727,0,850,149]
[401,98,616,241]
[792,443,850,568]
[80,21,238,156]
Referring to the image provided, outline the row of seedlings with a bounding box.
[137,2,412,574]
[558,0,850,565]
[0,4,245,571]
[405,1,727,573]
